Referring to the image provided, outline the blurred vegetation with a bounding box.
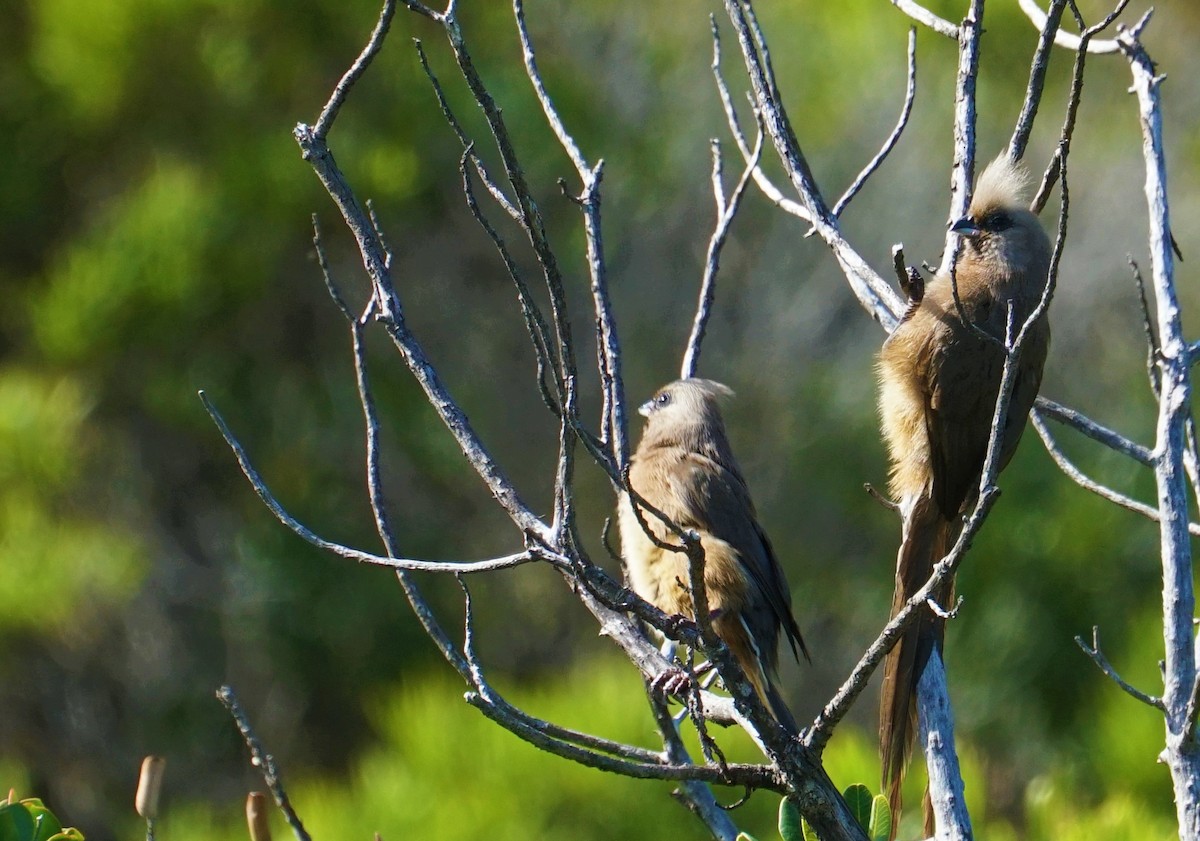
[1,0,1198,838]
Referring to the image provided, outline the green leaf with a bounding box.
[21,799,63,841]
[735,833,759,841]
[779,798,803,841]
[869,794,892,841]
[0,802,36,841]
[46,831,84,841]
[800,818,819,841]
[843,784,873,831]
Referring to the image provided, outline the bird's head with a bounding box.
[950,155,1051,279]
[638,378,733,430]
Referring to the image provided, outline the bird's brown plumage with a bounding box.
[618,379,808,731]
[877,155,1052,825]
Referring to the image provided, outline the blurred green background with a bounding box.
[2,0,1198,838]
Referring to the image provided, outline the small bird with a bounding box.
[877,155,1052,823]
[618,378,808,731]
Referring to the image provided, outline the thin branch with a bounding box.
[511,0,627,467]
[1016,0,1122,55]
[938,0,984,277]
[648,691,741,841]
[805,485,1002,753]
[829,27,917,219]
[347,314,474,681]
[1032,0,1132,213]
[413,40,522,223]
[1008,0,1067,161]
[721,0,903,332]
[710,18,812,224]
[216,686,312,841]
[313,1,397,140]
[1034,399,1153,466]
[1130,256,1163,397]
[1119,17,1197,768]
[682,128,764,381]
[458,147,563,413]
[1031,412,1200,536]
[886,0,960,39]
[1076,627,1165,710]
[200,391,554,574]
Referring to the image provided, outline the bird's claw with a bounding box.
[650,666,694,701]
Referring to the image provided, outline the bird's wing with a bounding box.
[921,298,1048,518]
[920,313,1006,519]
[668,451,808,664]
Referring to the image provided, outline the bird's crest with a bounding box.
[970,154,1031,215]
[680,378,734,401]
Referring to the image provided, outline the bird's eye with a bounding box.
[655,392,672,407]
[982,211,1013,232]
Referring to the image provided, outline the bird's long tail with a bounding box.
[879,494,957,832]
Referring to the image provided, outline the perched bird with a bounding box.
[618,378,808,731]
[877,155,1052,820]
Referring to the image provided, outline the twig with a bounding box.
[413,40,522,223]
[937,0,983,277]
[829,28,918,219]
[886,0,960,39]
[458,147,563,413]
[200,390,554,574]
[1016,0,1122,55]
[1129,256,1163,397]
[1008,0,1067,161]
[721,0,902,332]
[348,314,474,681]
[1032,0,1131,213]
[864,483,901,513]
[710,17,811,224]
[1033,399,1153,466]
[682,127,764,381]
[511,0,627,467]
[313,1,396,140]
[805,484,1002,754]
[1076,627,1165,710]
[1032,412,1200,536]
[216,686,312,841]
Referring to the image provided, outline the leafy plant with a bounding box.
[0,797,84,841]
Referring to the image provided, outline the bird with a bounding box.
[876,154,1053,824]
[617,378,809,732]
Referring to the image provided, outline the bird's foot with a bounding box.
[650,666,694,702]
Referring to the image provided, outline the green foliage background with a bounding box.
[2,0,1199,839]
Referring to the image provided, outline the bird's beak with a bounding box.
[949,216,982,238]
[638,399,654,417]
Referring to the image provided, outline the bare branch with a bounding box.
[1016,0,1122,55]
[1076,627,1165,710]
[1034,399,1153,466]
[682,128,764,381]
[200,391,553,574]
[938,0,983,277]
[710,17,812,222]
[830,28,917,219]
[1009,0,1066,161]
[347,315,474,681]
[721,0,902,331]
[648,696,741,841]
[216,686,312,841]
[1031,412,1200,536]
[886,0,960,39]
[805,485,1002,753]
[414,40,522,222]
[313,1,396,140]
[916,651,973,838]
